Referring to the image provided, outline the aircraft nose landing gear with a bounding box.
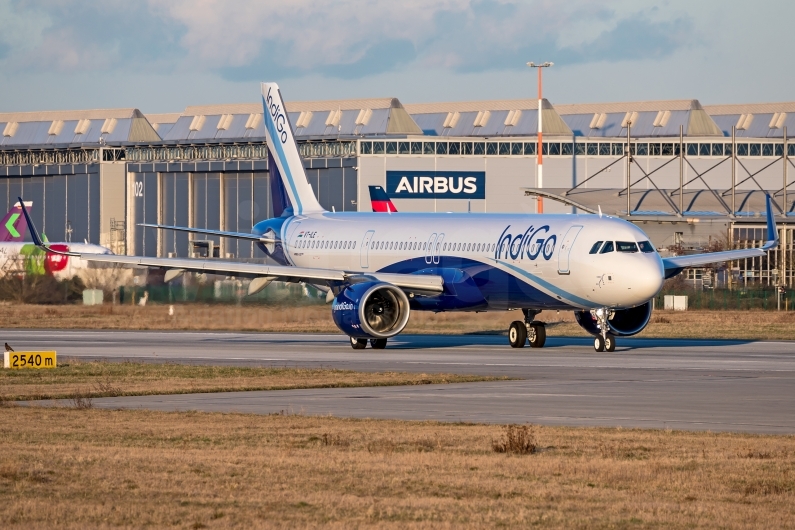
[591,308,616,352]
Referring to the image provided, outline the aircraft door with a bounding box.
[433,233,445,265]
[425,233,437,264]
[557,225,583,274]
[360,230,375,268]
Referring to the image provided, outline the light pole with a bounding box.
[527,62,553,213]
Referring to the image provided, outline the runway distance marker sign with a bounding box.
[4,351,56,369]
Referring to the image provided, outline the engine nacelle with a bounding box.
[332,281,411,339]
[574,301,653,337]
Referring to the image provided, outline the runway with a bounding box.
[7,329,795,434]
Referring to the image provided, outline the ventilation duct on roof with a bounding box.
[589,113,607,129]
[354,109,372,126]
[48,120,64,136]
[296,111,314,128]
[188,115,206,132]
[652,110,671,128]
[443,112,461,128]
[216,114,234,130]
[74,119,91,135]
[736,113,754,130]
[621,111,638,128]
[769,112,787,129]
[101,118,118,134]
[3,122,19,137]
[504,110,522,127]
[244,113,261,130]
[325,109,342,127]
[473,110,491,127]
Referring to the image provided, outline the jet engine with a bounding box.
[574,301,653,337]
[331,281,411,339]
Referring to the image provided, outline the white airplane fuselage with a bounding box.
[260,211,664,312]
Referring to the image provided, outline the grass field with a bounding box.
[2,303,795,340]
[0,360,503,402]
[0,407,793,528]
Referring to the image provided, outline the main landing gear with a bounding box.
[349,336,388,350]
[508,309,547,349]
[591,308,616,352]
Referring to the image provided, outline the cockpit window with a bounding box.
[600,241,614,254]
[638,241,655,253]
[589,241,604,254]
[616,241,639,253]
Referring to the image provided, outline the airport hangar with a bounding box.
[0,97,793,289]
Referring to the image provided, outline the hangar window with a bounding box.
[587,143,598,156]
[449,142,460,155]
[612,143,623,156]
[616,241,638,253]
[736,143,748,156]
[574,143,586,155]
[775,144,784,156]
[499,142,510,155]
[548,143,560,155]
[789,144,795,156]
[589,241,603,254]
[599,143,611,156]
[561,143,573,155]
[686,143,698,156]
[461,142,473,155]
[762,144,774,156]
[724,143,732,155]
[424,142,435,155]
[486,142,498,155]
[436,142,448,155]
[523,142,536,155]
[360,142,372,155]
[712,144,723,156]
[749,143,761,156]
[386,142,397,154]
[511,143,523,156]
[600,241,615,254]
[398,142,410,154]
[373,142,385,154]
[649,144,660,156]
[411,142,423,154]
[474,142,486,155]
[699,144,710,157]
[662,144,674,156]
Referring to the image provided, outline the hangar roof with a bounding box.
[702,102,795,138]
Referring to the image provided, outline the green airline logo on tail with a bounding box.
[5,213,20,238]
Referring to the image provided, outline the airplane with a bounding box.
[369,186,398,212]
[0,202,113,278]
[17,82,778,352]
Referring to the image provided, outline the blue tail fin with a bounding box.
[268,149,292,217]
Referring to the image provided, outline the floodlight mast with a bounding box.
[527,62,553,213]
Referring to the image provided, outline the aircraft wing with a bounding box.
[661,194,778,276]
[138,223,275,243]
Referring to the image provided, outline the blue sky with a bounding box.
[0,0,792,113]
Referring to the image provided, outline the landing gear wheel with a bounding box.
[604,334,616,352]
[370,338,388,349]
[350,337,367,350]
[509,321,527,348]
[528,324,546,348]
[594,335,606,352]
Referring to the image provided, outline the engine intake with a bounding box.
[332,281,411,339]
[574,301,652,337]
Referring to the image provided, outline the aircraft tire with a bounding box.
[604,334,616,352]
[370,338,388,349]
[350,337,367,349]
[528,324,546,348]
[509,321,527,348]
[594,335,606,352]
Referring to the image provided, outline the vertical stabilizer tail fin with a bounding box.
[261,82,325,215]
[369,186,398,213]
[0,201,31,242]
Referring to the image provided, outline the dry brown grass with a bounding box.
[0,360,503,402]
[0,408,794,528]
[2,303,795,340]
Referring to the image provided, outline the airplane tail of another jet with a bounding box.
[261,82,325,215]
[0,201,31,242]
[369,186,398,213]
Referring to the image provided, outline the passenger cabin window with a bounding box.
[616,241,638,253]
[589,241,603,254]
[600,241,614,254]
[638,241,655,253]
